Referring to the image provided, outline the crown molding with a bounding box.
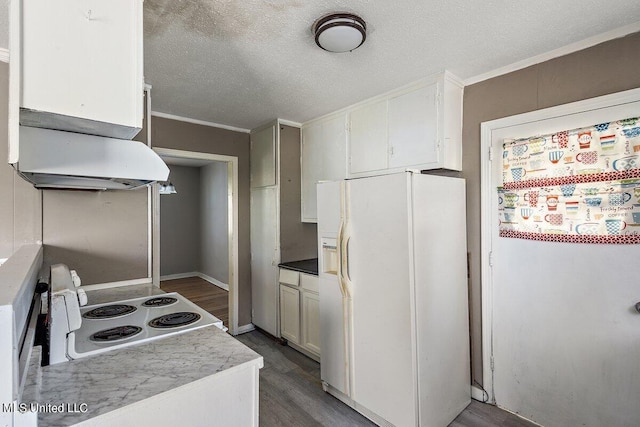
[150,111,251,134]
[464,21,640,86]
[0,48,9,63]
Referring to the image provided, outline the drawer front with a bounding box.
[279,269,299,287]
[300,273,319,293]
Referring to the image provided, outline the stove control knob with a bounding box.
[70,270,82,288]
[77,289,88,306]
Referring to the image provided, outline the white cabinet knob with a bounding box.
[77,289,88,306]
[70,270,82,287]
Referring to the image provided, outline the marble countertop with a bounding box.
[22,284,263,426]
[278,258,319,276]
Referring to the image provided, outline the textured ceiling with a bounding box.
[1,2,638,130]
[143,0,640,129]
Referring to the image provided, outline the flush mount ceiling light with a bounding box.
[159,181,177,195]
[313,13,367,53]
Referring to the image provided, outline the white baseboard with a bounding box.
[160,272,199,281]
[197,272,229,291]
[159,271,229,292]
[236,324,255,335]
[471,385,488,402]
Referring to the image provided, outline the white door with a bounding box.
[349,101,388,175]
[250,187,279,336]
[388,83,439,169]
[485,93,640,427]
[347,173,416,427]
[317,181,349,395]
[279,285,300,344]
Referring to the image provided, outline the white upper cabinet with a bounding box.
[19,0,144,139]
[349,101,388,174]
[301,113,347,223]
[388,83,439,168]
[348,71,463,177]
[250,124,277,188]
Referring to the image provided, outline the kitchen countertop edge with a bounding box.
[278,258,318,276]
[22,284,263,426]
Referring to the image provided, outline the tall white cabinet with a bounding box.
[250,122,317,336]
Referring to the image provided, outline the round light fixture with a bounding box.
[313,13,366,53]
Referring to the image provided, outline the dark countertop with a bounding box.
[278,258,318,276]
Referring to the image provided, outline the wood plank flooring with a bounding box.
[160,276,229,327]
[237,330,538,427]
[166,278,538,426]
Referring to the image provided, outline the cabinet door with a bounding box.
[301,114,347,223]
[21,0,143,135]
[250,125,276,188]
[349,101,388,175]
[250,187,279,336]
[388,84,439,169]
[280,286,301,344]
[301,291,321,357]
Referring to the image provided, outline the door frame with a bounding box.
[480,87,640,403]
[152,147,240,336]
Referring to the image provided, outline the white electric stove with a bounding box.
[49,264,225,364]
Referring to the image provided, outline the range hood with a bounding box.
[15,126,169,190]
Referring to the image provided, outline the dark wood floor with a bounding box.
[237,330,537,427]
[160,276,229,327]
[166,278,537,426]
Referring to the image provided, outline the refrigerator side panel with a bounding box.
[348,173,416,427]
[412,174,470,426]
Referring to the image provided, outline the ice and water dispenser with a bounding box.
[321,237,338,275]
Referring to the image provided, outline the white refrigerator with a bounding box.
[317,172,470,427]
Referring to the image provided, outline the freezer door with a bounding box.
[319,276,350,395]
[346,173,417,426]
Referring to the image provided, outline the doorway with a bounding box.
[480,88,640,426]
[151,147,239,335]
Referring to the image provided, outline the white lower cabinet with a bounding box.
[279,285,301,343]
[301,292,321,356]
[279,269,320,360]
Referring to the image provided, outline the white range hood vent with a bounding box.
[15,126,169,190]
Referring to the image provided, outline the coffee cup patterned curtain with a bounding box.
[499,116,640,244]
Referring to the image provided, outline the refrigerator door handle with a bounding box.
[341,225,353,298]
[336,220,345,297]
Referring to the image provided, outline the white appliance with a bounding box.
[317,172,470,427]
[16,126,169,190]
[49,264,225,364]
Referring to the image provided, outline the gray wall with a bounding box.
[42,190,149,283]
[160,165,201,276]
[279,124,317,262]
[151,116,252,325]
[41,93,151,285]
[0,62,42,259]
[463,31,640,386]
[200,161,229,284]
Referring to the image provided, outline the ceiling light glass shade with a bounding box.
[159,181,177,195]
[314,13,366,53]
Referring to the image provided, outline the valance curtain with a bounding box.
[499,117,640,244]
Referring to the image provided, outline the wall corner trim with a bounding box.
[197,272,230,292]
[464,22,640,86]
[0,48,8,63]
[150,111,251,134]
